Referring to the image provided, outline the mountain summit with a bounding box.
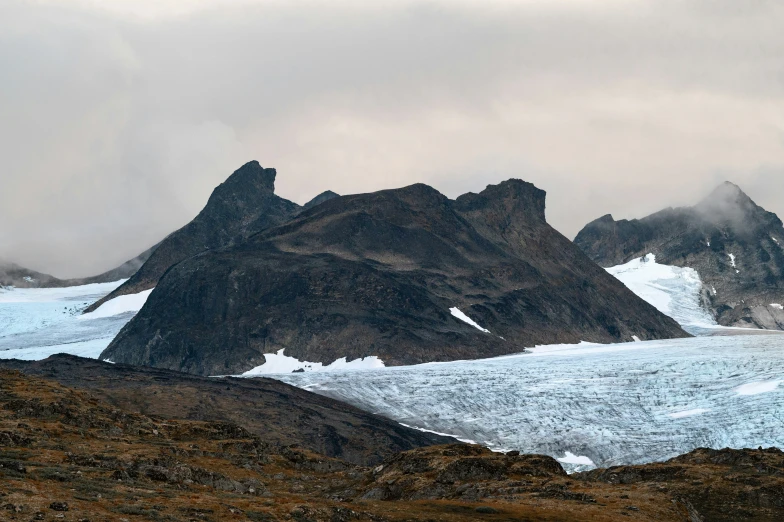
[101,170,686,376]
[575,182,784,329]
[85,161,302,311]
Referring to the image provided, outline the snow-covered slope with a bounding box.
[606,254,718,334]
[276,333,784,472]
[0,281,150,360]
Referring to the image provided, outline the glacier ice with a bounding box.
[605,254,719,334]
[276,333,784,472]
[0,281,145,360]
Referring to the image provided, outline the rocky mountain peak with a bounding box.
[574,180,784,329]
[303,190,340,210]
[207,161,277,205]
[454,179,546,223]
[84,161,300,313]
[694,181,763,228]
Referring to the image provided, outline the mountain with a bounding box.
[303,190,340,210]
[101,174,687,376]
[0,260,63,288]
[0,354,451,466]
[84,161,302,312]
[574,182,784,328]
[0,244,158,289]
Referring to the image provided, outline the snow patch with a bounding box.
[23,276,35,283]
[450,307,491,333]
[557,452,595,466]
[631,335,641,342]
[398,423,478,445]
[668,408,709,419]
[728,253,739,273]
[734,380,782,396]
[239,349,385,376]
[770,304,783,310]
[78,289,153,320]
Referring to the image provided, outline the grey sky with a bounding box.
[2,0,783,277]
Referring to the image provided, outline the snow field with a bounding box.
[0,281,150,360]
[605,254,719,333]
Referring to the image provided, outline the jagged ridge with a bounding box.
[101,173,687,376]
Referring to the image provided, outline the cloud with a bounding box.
[1,0,783,276]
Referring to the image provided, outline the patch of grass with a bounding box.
[115,504,163,519]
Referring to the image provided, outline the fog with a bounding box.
[1,0,783,277]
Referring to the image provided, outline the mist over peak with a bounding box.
[694,181,779,234]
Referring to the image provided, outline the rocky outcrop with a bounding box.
[0,354,451,466]
[84,161,301,312]
[101,175,687,376]
[578,446,784,521]
[575,182,784,328]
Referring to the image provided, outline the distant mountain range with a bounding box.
[99,161,686,376]
[575,182,784,329]
[0,244,157,289]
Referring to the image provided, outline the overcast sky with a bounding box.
[2,0,783,277]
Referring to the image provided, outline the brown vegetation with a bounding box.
[1,369,782,521]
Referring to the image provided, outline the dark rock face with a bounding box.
[102,175,686,376]
[0,354,452,466]
[85,161,301,312]
[575,182,784,328]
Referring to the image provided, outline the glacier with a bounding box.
[0,281,147,360]
[277,333,784,472]
[605,253,719,334]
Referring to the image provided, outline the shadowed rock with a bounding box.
[0,354,453,466]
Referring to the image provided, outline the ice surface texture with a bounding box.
[606,254,718,333]
[279,334,784,472]
[0,281,144,360]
